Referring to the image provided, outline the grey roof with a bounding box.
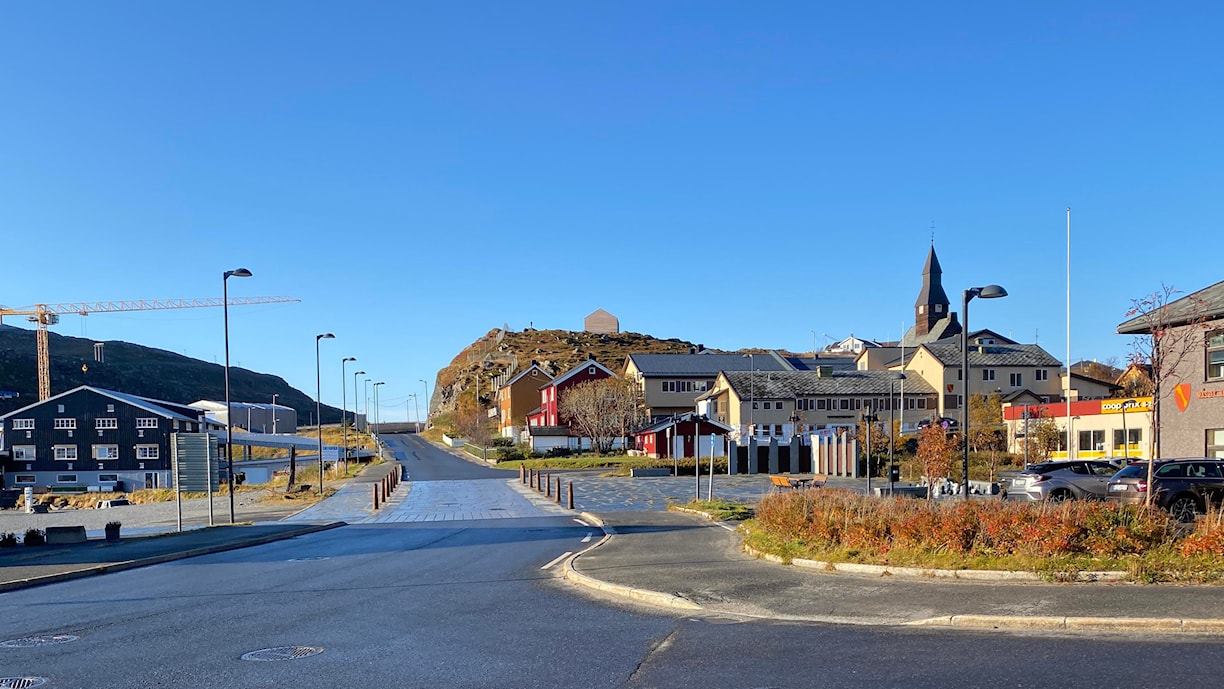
[1,385,201,424]
[1116,280,1224,334]
[920,343,1063,368]
[627,352,792,376]
[783,355,858,371]
[722,370,935,398]
[900,314,962,348]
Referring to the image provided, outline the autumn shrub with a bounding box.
[752,490,1178,563]
[1177,510,1224,557]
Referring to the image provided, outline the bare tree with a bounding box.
[558,377,641,453]
[1123,284,1211,504]
[455,394,491,446]
[916,424,958,499]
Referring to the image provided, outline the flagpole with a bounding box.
[1066,207,1072,458]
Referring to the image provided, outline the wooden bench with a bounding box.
[768,475,827,490]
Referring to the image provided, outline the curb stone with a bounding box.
[562,512,701,611]
[0,522,346,593]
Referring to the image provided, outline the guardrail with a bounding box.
[462,442,489,461]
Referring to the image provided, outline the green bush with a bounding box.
[23,528,45,546]
[0,532,17,547]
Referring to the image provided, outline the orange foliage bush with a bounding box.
[754,489,1176,558]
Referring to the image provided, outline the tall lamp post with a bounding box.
[353,369,366,432]
[410,393,420,432]
[889,372,906,495]
[341,357,356,472]
[364,378,372,427]
[419,379,430,427]
[270,394,278,434]
[315,333,335,494]
[961,284,1008,498]
[222,267,252,524]
[373,382,386,431]
[861,406,877,495]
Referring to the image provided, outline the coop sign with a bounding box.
[1100,398,1152,414]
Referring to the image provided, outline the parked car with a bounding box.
[1008,460,1118,501]
[917,416,959,430]
[1107,458,1224,521]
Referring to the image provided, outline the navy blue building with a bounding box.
[0,386,211,491]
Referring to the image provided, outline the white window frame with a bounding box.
[13,445,35,461]
[54,418,77,430]
[136,417,159,429]
[136,445,159,460]
[56,474,78,483]
[94,444,119,460]
[53,445,78,461]
[15,475,35,484]
[96,418,119,430]
[12,419,34,430]
[982,369,996,382]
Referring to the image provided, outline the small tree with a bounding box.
[916,424,958,499]
[1124,284,1211,504]
[1026,411,1061,465]
[968,393,1007,480]
[558,377,642,453]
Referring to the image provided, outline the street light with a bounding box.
[961,284,1008,498]
[353,369,365,435]
[222,267,252,524]
[341,357,356,472]
[862,406,877,496]
[410,393,420,433]
[315,333,335,494]
[419,379,430,426]
[364,378,372,426]
[888,372,906,495]
[270,394,278,434]
[373,382,386,431]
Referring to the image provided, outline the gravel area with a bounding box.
[0,489,312,535]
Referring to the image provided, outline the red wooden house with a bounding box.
[633,412,734,459]
[526,358,618,429]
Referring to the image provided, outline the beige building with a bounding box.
[1003,397,1153,461]
[699,368,937,441]
[493,362,553,439]
[583,308,619,334]
[898,339,1064,420]
[624,351,799,421]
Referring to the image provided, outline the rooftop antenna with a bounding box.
[930,221,936,245]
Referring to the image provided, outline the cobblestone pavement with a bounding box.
[535,473,870,513]
[364,478,570,523]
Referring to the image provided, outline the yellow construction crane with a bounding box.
[0,296,300,400]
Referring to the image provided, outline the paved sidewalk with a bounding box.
[565,509,1224,635]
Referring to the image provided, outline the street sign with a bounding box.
[172,432,219,492]
[322,446,340,461]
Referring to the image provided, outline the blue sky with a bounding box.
[2,2,1221,422]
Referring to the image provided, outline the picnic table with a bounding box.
[768,474,827,490]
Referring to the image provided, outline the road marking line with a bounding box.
[581,532,593,543]
[573,518,589,526]
[541,551,573,570]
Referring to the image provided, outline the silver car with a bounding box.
[1008,460,1118,501]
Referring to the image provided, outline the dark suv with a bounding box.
[1107,458,1224,521]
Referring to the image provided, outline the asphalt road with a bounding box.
[6,436,1224,688]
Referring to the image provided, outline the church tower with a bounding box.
[913,246,950,337]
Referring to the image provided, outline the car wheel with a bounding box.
[1168,495,1199,522]
[1048,489,1073,502]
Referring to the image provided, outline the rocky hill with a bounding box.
[0,324,342,422]
[430,327,709,419]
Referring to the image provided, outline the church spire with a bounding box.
[914,246,951,337]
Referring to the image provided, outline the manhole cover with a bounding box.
[0,678,48,689]
[0,635,79,648]
[241,646,324,661]
[287,557,330,562]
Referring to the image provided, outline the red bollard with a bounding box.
[567,481,574,510]
[554,477,561,504]
[545,473,551,497]
[520,465,525,483]
[529,469,535,489]
[373,484,380,510]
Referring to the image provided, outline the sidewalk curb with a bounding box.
[562,512,702,611]
[0,521,346,593]
[906,615,1224,635]
[742,544,1127,583]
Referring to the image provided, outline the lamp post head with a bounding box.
[967,284,1008,301]
[355,370,366,376]
[891,372,907,380]
[224,268,253,280]
[375,381,386,387]
[317,333,335,341]
[343,357,356,363]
